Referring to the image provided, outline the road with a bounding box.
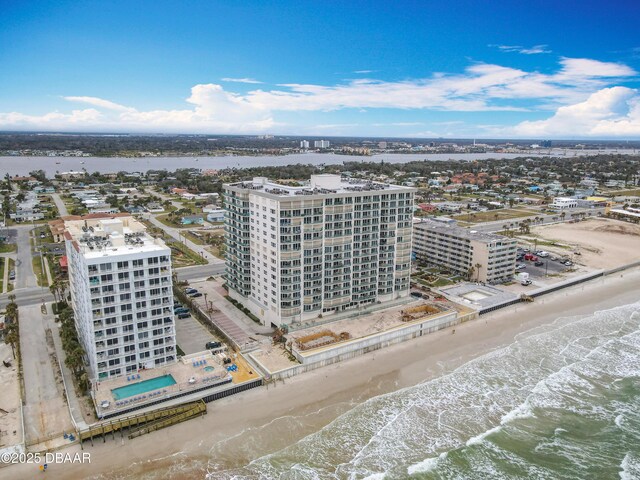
[50,193,69,217]
[20,304,74,445]
[144,213,222,264]
[176,263,224,281]
[466,207,606,233]
[14,226,37,290]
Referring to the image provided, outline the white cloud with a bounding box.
[491,44,551,54]
[0,109,103,126]
[0,57,637,135]
[63,96,134,112]
[220,77,263,84]
[508,87,640,137]
[353,70,376,74]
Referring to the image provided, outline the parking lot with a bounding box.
[515,249,573,280]
[174,303,221,355]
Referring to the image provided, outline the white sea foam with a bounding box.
[208,301,640,479]
[619,452,640,480]
[466,425,502,447]
[500,400,535,424]
[407,452,447,474]
[362,473,386,480]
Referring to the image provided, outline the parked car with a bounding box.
[534,261,544,267]
[173,303,183,310]
[564,261,573,266]
[189,292,203,298]
[410,292,424,298]
[184,288,197,294]
[524,253,538,262]
[177,312,191,319]
[205,341,222,349]
[515,264,526,270]
[537,251,549,257]
[521,279,532,286]
[550,256,558,261]
[8,270,15,280]
[174,307,190,314]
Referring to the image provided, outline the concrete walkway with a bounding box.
[46,306,90,430]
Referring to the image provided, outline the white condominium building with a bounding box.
[224,175,416,327]
[64,214,176,381]
[413,219,517,284]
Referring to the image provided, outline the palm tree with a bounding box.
[474,263,482,282]
[467,265,475,281]
[5,302,18,323]
[4,322,18,359]
[65,346,85,378]
[49,281,59,304]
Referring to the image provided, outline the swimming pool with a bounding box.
[111,374,176,400]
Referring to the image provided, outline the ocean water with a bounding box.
[206,301,640,479]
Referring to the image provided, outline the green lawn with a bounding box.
[167,240,207,267]
[0,243,16,253]
[7,258,14,291]
[156,214,193,229]
[181,230,206,245]
[32,255,49,287]
[454,208,535,224]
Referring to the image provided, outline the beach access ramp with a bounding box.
[78,399,206,445]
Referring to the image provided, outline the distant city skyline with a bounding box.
[1,0,640,138]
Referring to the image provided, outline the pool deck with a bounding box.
[93,350,260,417]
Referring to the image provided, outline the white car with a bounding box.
[538,251,549,257]
[515,264,526,270]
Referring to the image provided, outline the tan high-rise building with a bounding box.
[413,219,516,284]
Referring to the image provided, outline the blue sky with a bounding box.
[1,0,640,138]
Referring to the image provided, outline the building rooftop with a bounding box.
[414,218,515,244]
[63,214,168,258]
[227,174,414,197]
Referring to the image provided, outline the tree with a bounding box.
[4,322,18,359]
[474,263,483,282]
[466,265,475,281]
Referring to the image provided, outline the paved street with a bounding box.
[20,304,74,445]
[176,263,224,281]
[50,193,69,217]
[145,213,221,264]
[14,227,37,290]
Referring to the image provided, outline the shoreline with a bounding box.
[3,268,640,480]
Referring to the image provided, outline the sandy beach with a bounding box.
[3,267,640,480]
